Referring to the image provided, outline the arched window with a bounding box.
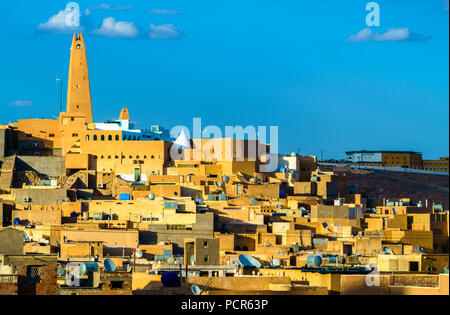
[115,135,120,141]
[108,135,112,141]
[138,136,141,140]
[101,135,105,141]
[86,135,90,141]
[133,136,136,141]
[93,135,98,141]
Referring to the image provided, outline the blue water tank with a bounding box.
[250,198,258,206]
[161,271,179,287]
[218,193,227,201]
[149,192,155,200]
[79,262,98,276]
[279,190,286,198]
[70,211,78,218]
[120,194,131,201]
[306,255,323,268]
[104,258,117,272]
[13,218,21,226]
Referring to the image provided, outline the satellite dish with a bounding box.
[135,249,143,259]
[191,285,202,295]
[222,175,229,183]
[104,258,117,272]
[215,181,221,188]
[238,254,262,268]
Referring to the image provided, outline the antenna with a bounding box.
[56,76,63,113]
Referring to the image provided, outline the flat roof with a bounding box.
[346,150,421,154]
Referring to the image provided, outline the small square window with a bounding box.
[26,266,40,283]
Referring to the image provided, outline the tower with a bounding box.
[66,33,93,123]
[119,107,130,120]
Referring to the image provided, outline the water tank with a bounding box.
[119,194,131,201]
[306,255,322,268]
[279,190,286,198]
[161,271,179,287]
[218,193,227,201]
[103,258,117,272]
[222,175,230,183]
[70,211,78,218]
[250,198,258,206]
[149,192,155,200]
[79,262,98,276]
[196,198,204,205]
[13,218,21,226]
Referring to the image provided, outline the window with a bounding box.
[110,281,124,289]
[203,241,209,248]
[101,135,105,141]
[93,135,97,141]
[115,135,119,141]
[86,135,89,141]
[108,135,112,141]
[49,134,55,138]
[409,261,419,271]
[26,266,40,283]
[204,256,210,263]
[72,133,78,137]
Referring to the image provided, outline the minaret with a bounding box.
[66,33,93,123]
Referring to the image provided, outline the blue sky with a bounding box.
[1,0,448,159]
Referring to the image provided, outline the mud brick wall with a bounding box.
[16,264,57,295]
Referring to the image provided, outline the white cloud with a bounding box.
[9,100,33,107]
[37,9,82,33]
[92,17,139,38]
[347,28,428,42]
[149,23,182,39]
[149,9,182,15]
[91,3,135,11]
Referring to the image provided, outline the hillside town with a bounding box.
[0,34,448,296]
